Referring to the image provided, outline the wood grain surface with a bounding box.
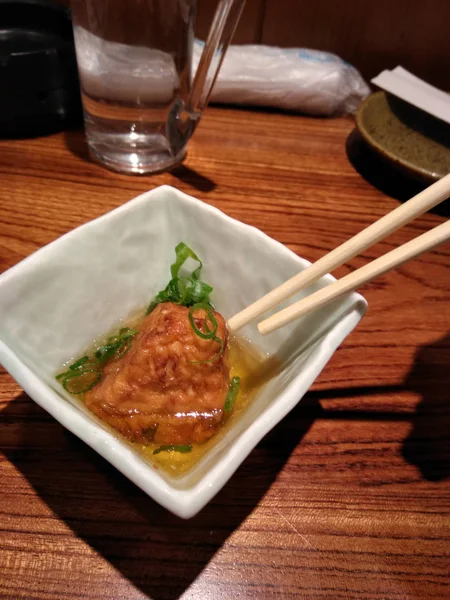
[1,108,450,600]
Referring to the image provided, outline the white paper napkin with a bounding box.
[371,66,450,124]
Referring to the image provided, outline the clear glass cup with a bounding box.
[70,0,245,174]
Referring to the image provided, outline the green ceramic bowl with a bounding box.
[356,91,450,183]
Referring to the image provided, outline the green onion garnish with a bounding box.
[55,327,138,393]
[224,376,241,412]
[188,303,224,363]
[56,356,96,380]
[146,242,213,314]
[62,369,102,394]
[188,303,218,340]
[153,444,192,455]
[95,343,118,362]
[145,244,222,361]
[69,356,90,371]
[95,327,138,362]
[170,242,203,280]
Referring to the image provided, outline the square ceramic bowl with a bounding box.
[0,185,366,518]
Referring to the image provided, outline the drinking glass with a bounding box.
[70,0,245,174]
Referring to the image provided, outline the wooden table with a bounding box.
[1,108,449,600]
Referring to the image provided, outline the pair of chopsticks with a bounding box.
[228,173,450,336]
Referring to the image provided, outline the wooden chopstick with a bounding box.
[258,219,450,335]
[228,172,450,332]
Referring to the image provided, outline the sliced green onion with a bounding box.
[170,242,203,280]
[188,303,225,364]
[55,371,70,380]
[175,278,188,305]
[119,327,137,336]
[146,300,158,315]
[95,343,117,362]
[224,376,241,412]
[187,278,213,304]
[56,355,93,379]
[146,243,213,314]
[188,303,218,340]
[56,328,138,392]
[111,328,137,343]
[95,328,138,362]
[62,369,102,394]
[69,356,90,371]
[153,444,192,455]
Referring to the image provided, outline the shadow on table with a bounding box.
[307,332,450,481]
[64,127,91,163]
[345,128,450,217]
[170,165,217,193]
[311,332,450,481]
[401,332,450,481]
[3,332,449,597]
[63,129,217,193]
[1,393,317,600]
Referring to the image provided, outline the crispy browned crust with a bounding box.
[85,303,229,444]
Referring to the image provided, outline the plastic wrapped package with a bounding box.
[194,41,371,116]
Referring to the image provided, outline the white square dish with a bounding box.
[0,185,366,518]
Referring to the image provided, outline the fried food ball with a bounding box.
[85,302,229,445]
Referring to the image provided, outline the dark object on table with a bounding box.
[356,91,450,183]
[0,0,82,138]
